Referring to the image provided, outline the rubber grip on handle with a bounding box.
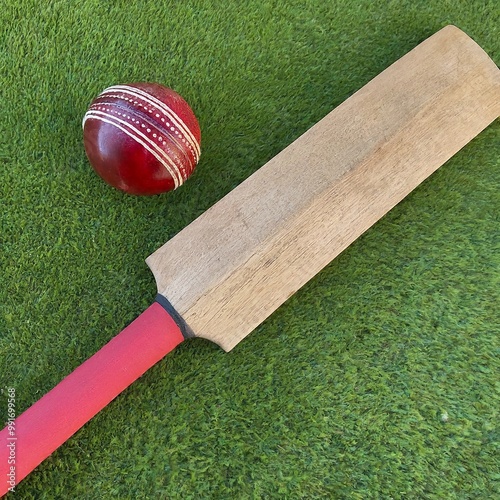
[0,302,184,495]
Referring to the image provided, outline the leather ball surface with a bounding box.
[83,83,201,195]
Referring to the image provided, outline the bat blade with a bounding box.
[146,25,500,351]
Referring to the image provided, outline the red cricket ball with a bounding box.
[82,83,201,195]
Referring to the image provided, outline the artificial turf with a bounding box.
[1,0,499,498]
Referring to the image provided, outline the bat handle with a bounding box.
[0,302,184,495]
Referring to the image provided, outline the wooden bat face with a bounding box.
[146,26,500,351]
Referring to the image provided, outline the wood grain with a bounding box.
[147,26,500,351]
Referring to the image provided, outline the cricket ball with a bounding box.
[82,83,201,195]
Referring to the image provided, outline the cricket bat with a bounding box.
[1,25,499,494]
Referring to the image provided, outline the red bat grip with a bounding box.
[0,302,184,495]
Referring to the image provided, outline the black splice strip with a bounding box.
[155,294,195,339]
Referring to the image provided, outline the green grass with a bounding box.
[1,0,499,497]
